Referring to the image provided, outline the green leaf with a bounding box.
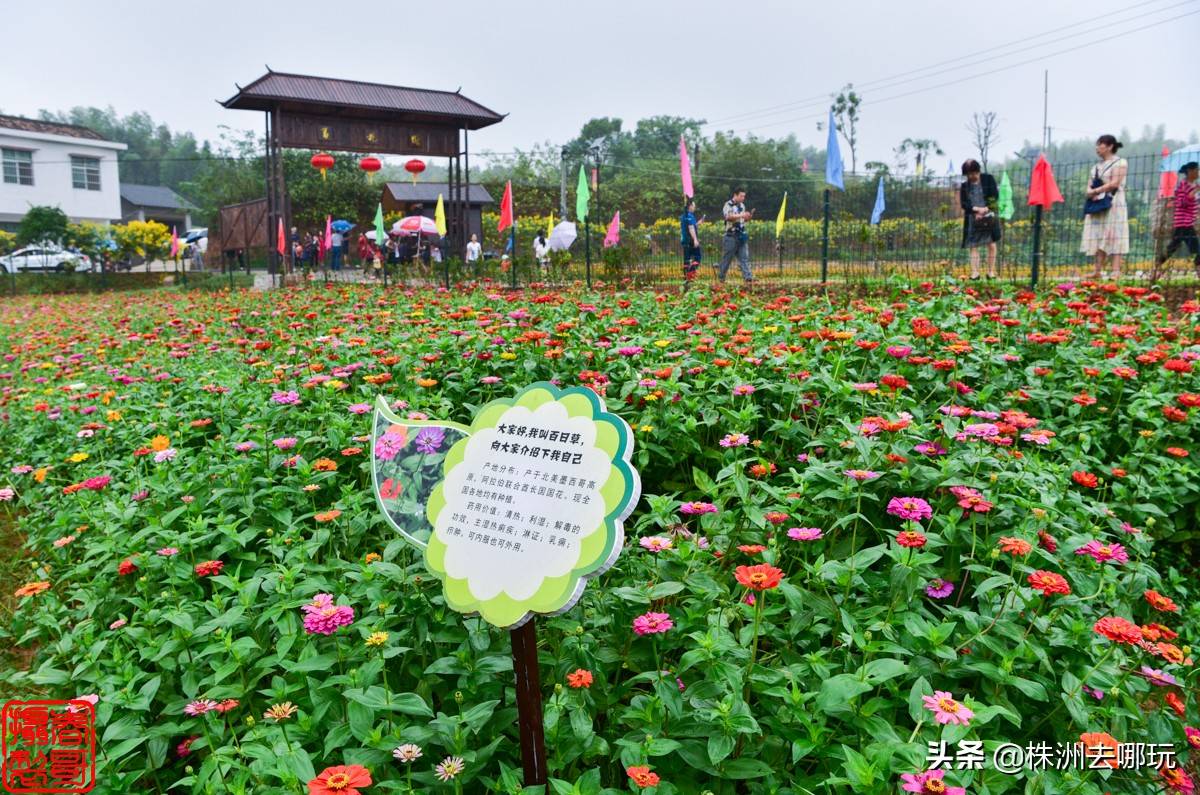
[648,581,685,599]
[719,758,773,779]
[859,658,909,685]
[389,692,434,718]
[707,734,735,765]
[817,674,873,714]
[841,745,877,788]
[973,574,1012,597]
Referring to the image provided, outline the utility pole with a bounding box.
[559,146,568,221]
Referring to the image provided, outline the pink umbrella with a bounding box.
[391,216,441,237]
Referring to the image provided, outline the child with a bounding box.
[680,199,701,290]
[1154,161,1199,280]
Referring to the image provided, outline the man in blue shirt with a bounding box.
[680,199,701,291]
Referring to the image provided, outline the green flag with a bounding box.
[997,172,1014,220]
[374,202,386,245]
[575,164,590,221]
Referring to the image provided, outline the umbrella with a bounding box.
[1162,144,1200,174]
[547,221,577,252]
[330,220,354,233]
[391,216,441,237]
[184,229,207,243]
[364,230,378,242]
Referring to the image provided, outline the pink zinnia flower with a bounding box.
[617,346,643,356]
[1142,666,1177,687]
[732,384,756,396]
[887,345,913,358]
[301,593,355,635]
[480,376,502,385]
[639,536,672,553]
[1074,540,1129,564]
[787,527,823,541]
[852,382,878,392]
[271,390,300,405]
[679,501,718,516]
[234,441,258,452]
[844,469,879,481]
[632,611,673,636]
[922,691,973,725]
[157,547,179,556]
[109,618,127,630]
[886,497,932,522]
[184,699,219,716]
[901,770,965,795]
[914,441,947,456]
[719,433,750,448]
[273,437,298,450]
[374,431,407,461]
[153,448,177,463]
[347,403,371,414]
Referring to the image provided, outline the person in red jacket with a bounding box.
[1154,162,1199,280]
[357,233,377,268]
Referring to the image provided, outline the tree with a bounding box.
[827,84,862,174]
[631,116,705,159]
[894,138,944,178]
[966,112,1001,170]
[113,220,171,265]
[17,206,69,248]
[863,161,892,178]
[66,222,111,266]
[0,230,16,256]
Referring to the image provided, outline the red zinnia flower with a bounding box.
[1142,623,1179,642]
[998,537,1032,556]
[734,564,784,591]
[737,544,767,555]
[626,766,660,788]
[194,560,224,577]
[1166,691,1187,718]
[1093,616,1143,645]
[1164,359,1193,374]
[881,374,908,391]
[1027,570,1071,596]
[117,558,138,576]
[1163,406,1189,422]
[566,669,593,689]
[308,764,372,795]
[1037,529,1058,552]
[896,530,927,548]
[1071,471,1099,489]
[1144,590,1179,612]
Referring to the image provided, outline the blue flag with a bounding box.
[870,177,886,225]
[825,111,844,190]
[947,158,955,175]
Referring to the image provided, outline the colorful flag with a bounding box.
[603,211,620,248]
[497,181,514,232]
[997,172,1014,220]
[169,226,179,259]
[680,135,694,198]
[324,215,332,249]
[374,202,386,245]
[825,111,844,190]
[434,194,448,236]
[276,218,285,255]
[870,178,886,225]
[1027,154,1064,207]
[775,192,787,238]
[575,165,590,221]
[1159,145,1179,198]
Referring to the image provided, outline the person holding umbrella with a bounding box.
[1153,161,1199,280]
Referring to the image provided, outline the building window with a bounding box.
[71,156,101,190]
[2,148,34,185]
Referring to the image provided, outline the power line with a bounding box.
[702,0,1195,130]
[721,7,1199,137]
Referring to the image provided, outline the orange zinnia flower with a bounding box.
[1027,570,1071,597]
[566,669,593,689]
[998,537,1032,556]
[307,764,371,795]
[14,581,51,598]
[150,435,171,452]
[1080,732,1120,769]
[1144,590,1179,613]
[626,766,660,788]
[314,510,342,523]
[734,564,783,591]
[1093,616,1142,645]
[312,458,338,472]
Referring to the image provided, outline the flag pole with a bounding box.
[510,225,517,289]
[820,188,831,285]
[584,214,592,289]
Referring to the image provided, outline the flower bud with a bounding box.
[454,691,464,704]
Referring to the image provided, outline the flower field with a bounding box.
[1,281,1199,794]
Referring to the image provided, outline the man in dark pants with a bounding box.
[718,188,754,283]
[1154,161,1199,280]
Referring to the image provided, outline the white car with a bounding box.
[0,246,93,273]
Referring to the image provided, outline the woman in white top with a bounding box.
[465,234,482,263]
[533,232,550,271]
[1080,134,1129,281]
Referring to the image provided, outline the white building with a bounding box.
[0,114,127,232]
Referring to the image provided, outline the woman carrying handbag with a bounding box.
[959,160,1000,280]
[1080,134,1129,281]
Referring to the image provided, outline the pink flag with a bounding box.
[679,135,694,198]
[603,211,620,248]
[802,158,809,173]
[324,215,333,249]
[169,226,179,259]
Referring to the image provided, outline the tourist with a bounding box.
[466,234,482,265]
[191,241,205,270]
[1153,161,1200,280]
[329,228,344,272]
[959,159,1000,280]
[680,198,701,290]
[534,231,551,272]
[357,233,375,267]
[1081,134,1129,281]
[718,188,754,284]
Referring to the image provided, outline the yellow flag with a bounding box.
[775,192,787,238]
[434,194,447,236]
[547,212,554,238]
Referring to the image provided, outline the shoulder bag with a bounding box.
[1083,161,1119,216]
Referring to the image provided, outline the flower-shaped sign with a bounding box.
[371,382,640,628]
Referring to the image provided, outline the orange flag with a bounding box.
[276,218,286,255]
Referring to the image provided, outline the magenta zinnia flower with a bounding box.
[1074,540,1129,564]
[184,699,219,716]
[886,496,932,522]
[1142,666,1177,687]
[347,403,371,414]
[272,437,298,450]
[679,501,718,516]
[732,384,756,396]
[271,390,300,405]
[844,469,880,481]
[787,527,823,541]
[374,430,407,461]
[922,691,973,726]
[925,579,955,599]
[632,611,673,636]
[901,770,965,795]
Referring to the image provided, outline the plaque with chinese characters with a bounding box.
[371,383,640,628]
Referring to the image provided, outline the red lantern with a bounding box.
[311,152,335,181]
[404,158,426,185]
[359,156,382,183]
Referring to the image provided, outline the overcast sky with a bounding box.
[3,0,1197,170]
